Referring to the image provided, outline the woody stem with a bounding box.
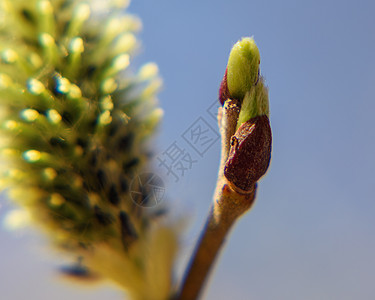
[215,98,240,196]
[176,179,256,300]
[176,98,255,300]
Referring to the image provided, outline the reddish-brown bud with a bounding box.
[219,68,230,105]
[224,115,271,192]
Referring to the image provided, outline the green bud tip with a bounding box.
[220,37,260,104]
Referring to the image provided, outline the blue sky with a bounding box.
[1,0,375,299]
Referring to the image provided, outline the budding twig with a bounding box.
[176,37,271,300]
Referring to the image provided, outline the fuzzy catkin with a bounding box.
[0,1,177,299]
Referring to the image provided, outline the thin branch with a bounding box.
[176,179,256,300]
[176,98,256,300]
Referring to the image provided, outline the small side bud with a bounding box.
[226,37,260,101]
[236,76,269,129]
[224,115,271,192]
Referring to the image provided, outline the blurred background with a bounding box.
[1,0,375,299]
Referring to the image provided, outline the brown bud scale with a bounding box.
[218,68,231,105]
[224,115,272,191]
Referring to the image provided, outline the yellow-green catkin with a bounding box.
[0,1,177,299]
